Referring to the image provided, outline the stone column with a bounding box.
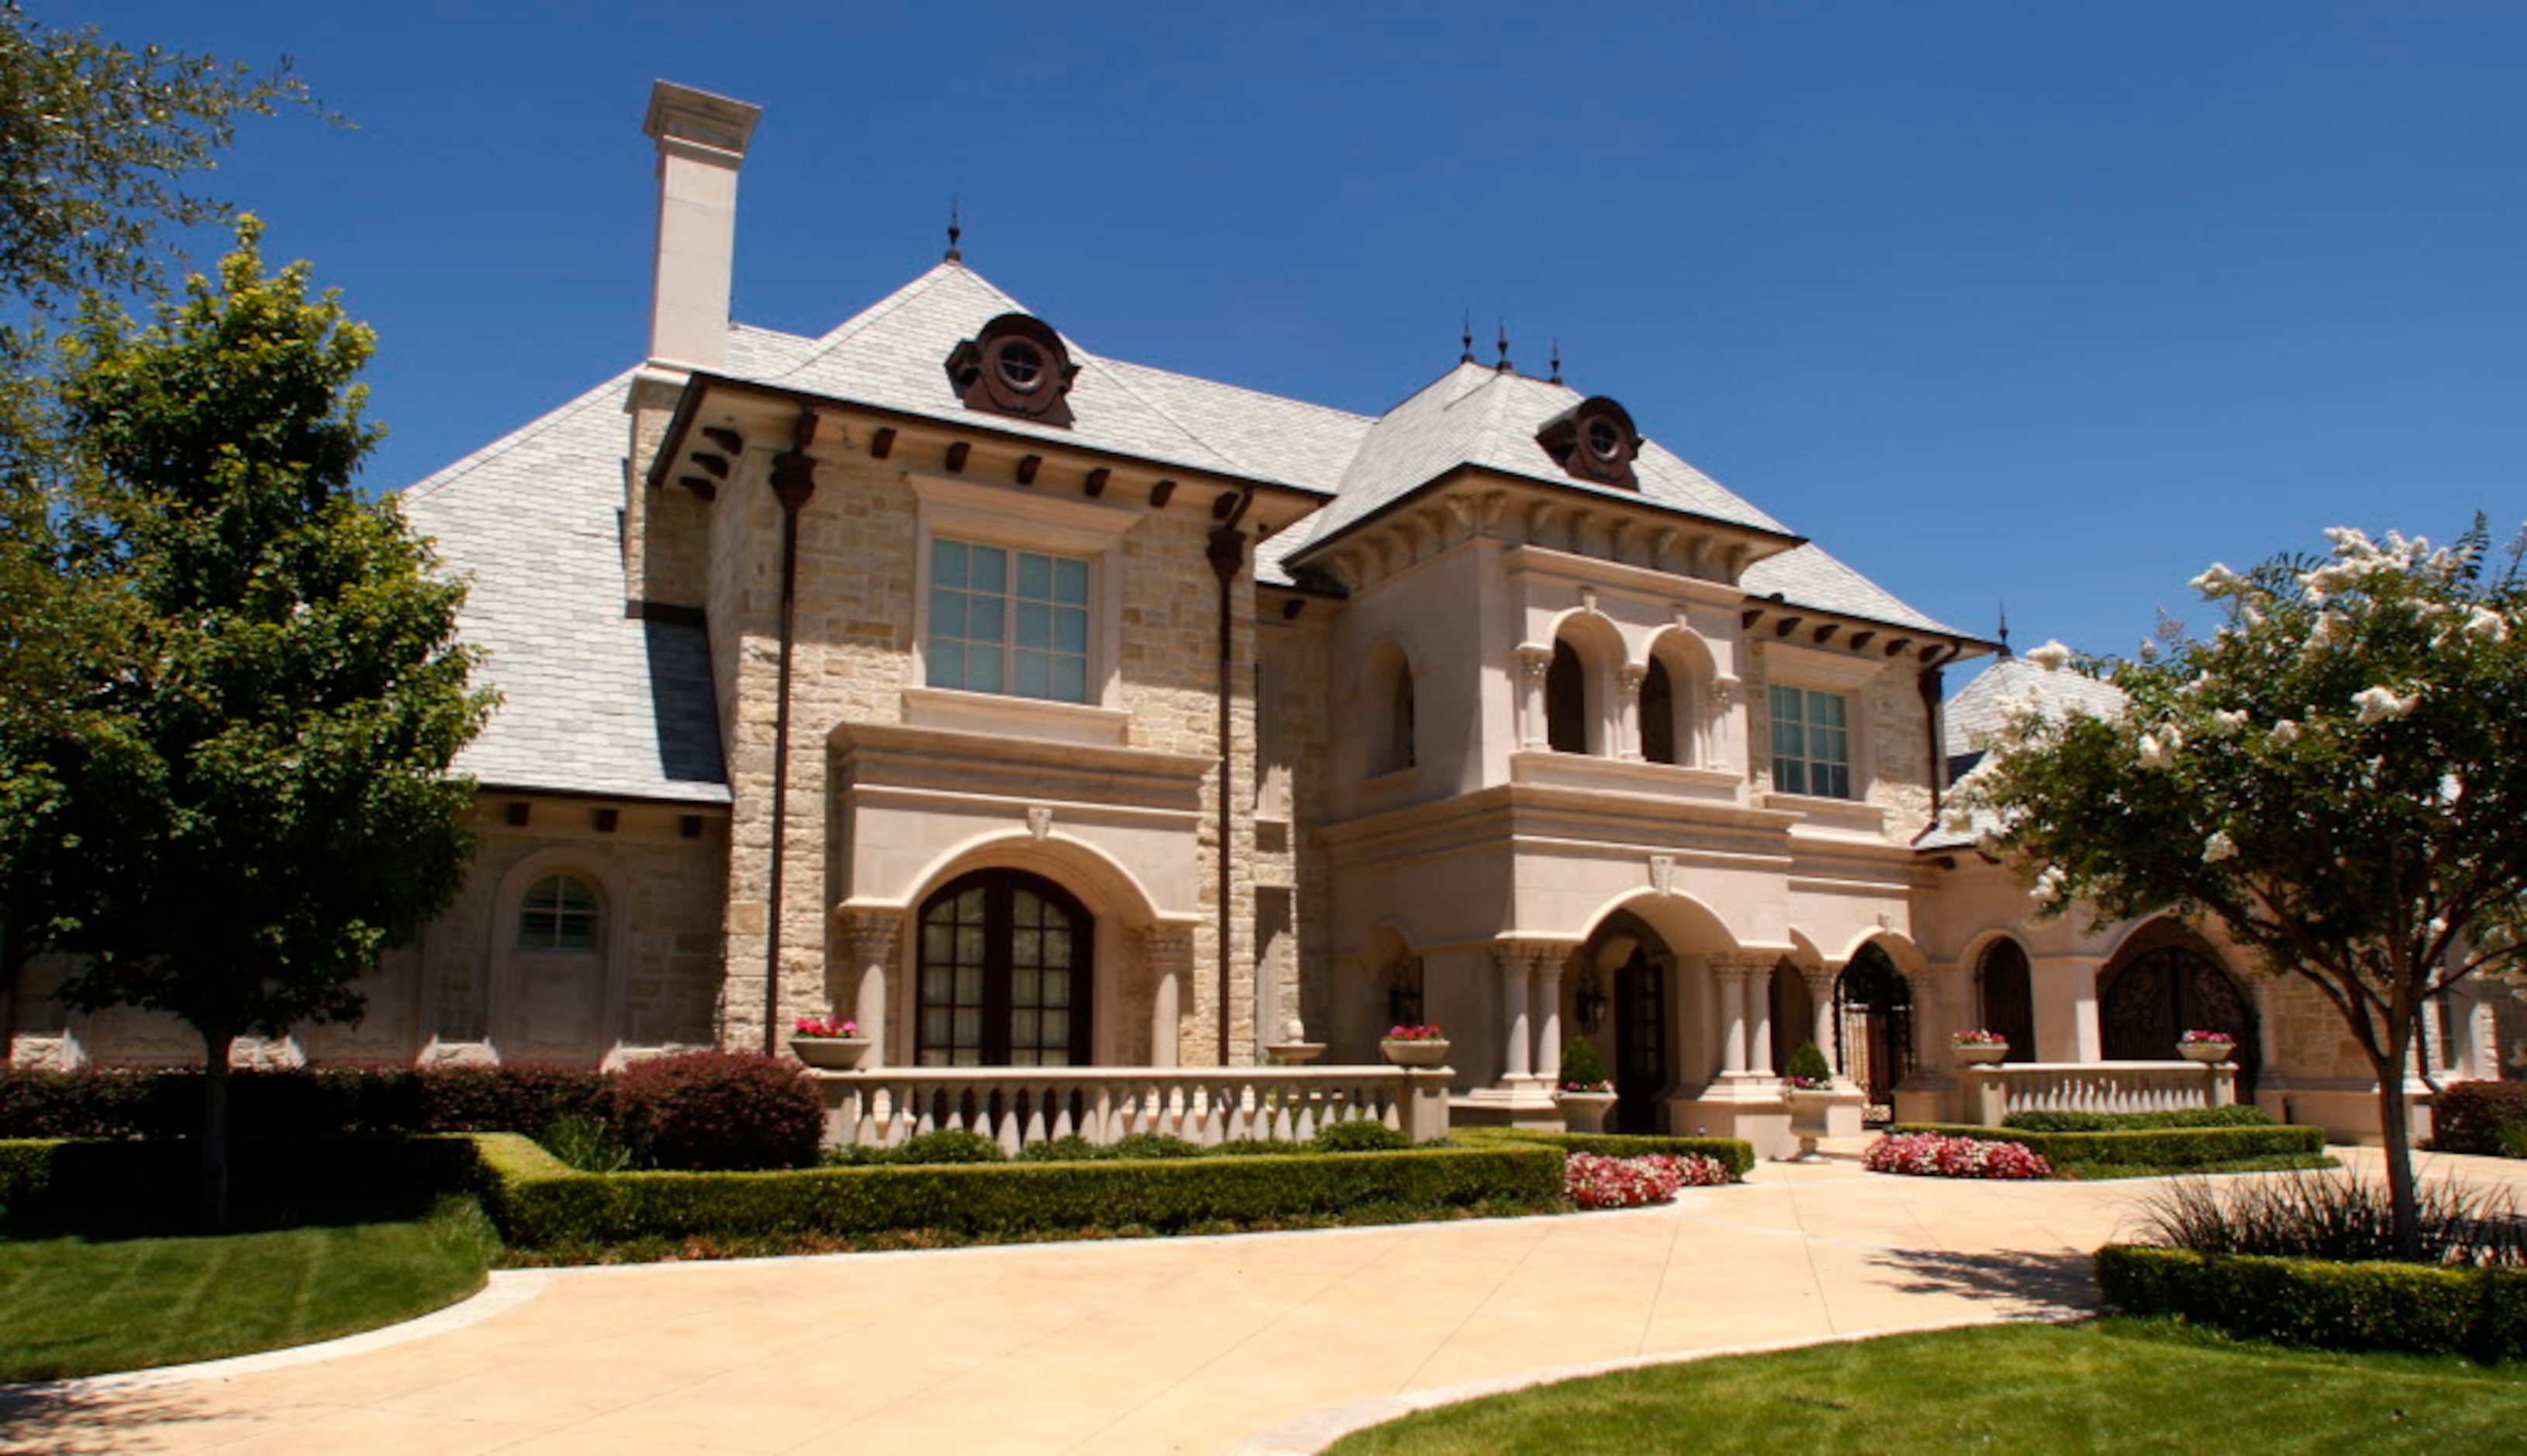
[1515,644,1554,750]
[1137,923,1196,1068]
[837,907,902,1068]
[1616,663,1648,762]
[1714,960,1751,1076]
[1706,675,1740,772]
[1748,964,1777,1077]
[1531,948,1565,1084]
[1493,941,1534,1080]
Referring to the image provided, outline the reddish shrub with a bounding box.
[2429,1080,2527,1157]
[610,1052,824,1171]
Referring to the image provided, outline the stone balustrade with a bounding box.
[814,1064,1454,1154]
[1959,1060,2235,1127]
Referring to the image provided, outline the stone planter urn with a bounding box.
[1784,1087,1837,1161]
[1265,1040,1326,1064]
[1952,1040,2009,1067]
[2180,1040,2235,1064]
[1555,1091,1616,1134]
[1381,1039,1451,1068]
[792,1037,874,1071]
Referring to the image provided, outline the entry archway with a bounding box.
[2099,922,2260,1097]
[1834,942,1914,1119]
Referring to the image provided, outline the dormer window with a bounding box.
[1537,396,1641,489]
[947,313,1078,427]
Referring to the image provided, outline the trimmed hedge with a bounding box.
[0,1064,611,1140]
[468,1133,1567,1248]
[2001,1106,2273,1133]
[1895,1122,2325,1169]
[0,1134,484,1220]
[2096,1243,2527,1360]
[2431,1081,2527,1158]
[1455,1127,1755,1179]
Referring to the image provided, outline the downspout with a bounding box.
[1205,486,1255,1065]
[761,410,820,1054]
[1918,643,1965,820]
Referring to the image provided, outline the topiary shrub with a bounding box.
[887,1130,1006,1164]
[609,1052,823,1171]
[1784,1040,1833,1087]
[1310,1120,1413,1154]
[1560,1037,1612,1091]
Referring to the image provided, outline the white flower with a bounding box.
[2137,733,2175,769]
[2030,865,2067,906]
[2352,685,2418,725]
[2202,831,2238,864]
[2025,639,2073,672]
[2466,606,2511,643]
[2190,563,2243,595]
[2270,719,2301,745]
[2211,709,2249,735]
[2302,610,2353,659]
[2440,773,2464,805]
[2240,602,2265,629]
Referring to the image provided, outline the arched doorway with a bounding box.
[2100,927,2259,1097]
[914,869,1094,1066]
[1770,962,1815,1071]
[1612,944,1667,1133]
[1835,943,1914,1121]
[1976,937,2036,1064]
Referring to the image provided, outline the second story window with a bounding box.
[1769,684,1852,799]
[927,538,1090,703]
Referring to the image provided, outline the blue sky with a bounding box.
[51,2,2527,664]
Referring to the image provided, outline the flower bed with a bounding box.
[1865,1132,2052,1179]
[1565,1151,1731,1209]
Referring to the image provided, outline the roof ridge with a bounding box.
[754,262,1026,387]
[1094,354,1372,428]
[399,368,635,503]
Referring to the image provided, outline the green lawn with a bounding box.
[1330,1320,2527,1454]
[0,1196,497,1383]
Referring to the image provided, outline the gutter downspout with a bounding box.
[1205,487,1255,1066]
[761,411,820,1054]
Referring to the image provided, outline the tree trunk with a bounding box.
[201,1030,234,1230]
[2373,1038,2421,1262]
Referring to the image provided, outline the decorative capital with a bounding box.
[1516,643,1555,685]
[835,906,901,964]
[1708,675,1740,710]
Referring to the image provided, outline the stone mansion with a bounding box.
[8,81,2507,1151]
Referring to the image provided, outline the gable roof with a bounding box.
[402,374,730,805]
[1915,654,2127,850]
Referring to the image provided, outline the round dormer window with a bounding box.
[1535,395,1641,488]
[996,338,1045,392]
[1585,416,1624,461]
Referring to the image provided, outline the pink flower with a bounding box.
[1862,1133,2050,1180]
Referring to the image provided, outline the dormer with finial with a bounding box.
[945,312,1079,427]
[1534,393,1642,489]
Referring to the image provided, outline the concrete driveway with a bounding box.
[3,1147,2492,1456]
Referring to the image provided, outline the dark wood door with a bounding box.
[1614,947,1666,1133]
[1978,939,2037,1063]
[2102,944,2259,1098]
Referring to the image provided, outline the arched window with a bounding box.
[1976,937,2036,1062]
[1546,640,1589,754]
[517,875,599,950]
[1639,657,1676,764]
[1390,667,1417,771]
[917,870,1094,1066]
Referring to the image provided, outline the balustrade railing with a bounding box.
[813,1064,1453,1154]
[1959,1060,2235,1126]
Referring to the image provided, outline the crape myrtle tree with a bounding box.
[1959,522,2527,1261]
[40,221,491,1225]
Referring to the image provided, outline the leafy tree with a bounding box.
[33,221,491,1224]
[1961,523,2527,1259]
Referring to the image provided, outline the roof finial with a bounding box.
[1997,602,2012,657]
[1460,312,1476,364]
[1548,337,1562,385]
[944,197,962,264]
[1495,319,1512,374]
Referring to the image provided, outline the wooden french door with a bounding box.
[1613,947,1667,1133]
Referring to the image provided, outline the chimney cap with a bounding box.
[644,80,762,157]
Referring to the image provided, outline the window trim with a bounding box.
[1768,682,1856,801]
[910,476,1135,716]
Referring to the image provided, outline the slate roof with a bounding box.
[402,374,732,805]
[1916,654,2128,849]
[404,259,1978,799]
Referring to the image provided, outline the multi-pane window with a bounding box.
[1769,685,1853,799]
[927,539,1090,703]
[916,871,1092,1066]
[517,875,599,950]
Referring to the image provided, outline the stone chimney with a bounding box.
[641,81,761,374]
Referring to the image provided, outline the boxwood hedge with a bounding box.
[469,1133,1568,1248]
[2096,1243,2527,1360]
[1894,1122,2325,1168]
[2001,1106,2273,1133]
[1453,1127,1755,1178]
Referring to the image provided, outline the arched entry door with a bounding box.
[1977,938,2037,1063]
[1612,945,1668,1133]
[915,870,1093,1066]
[2101,933,2259,1098]
[1835,944,1914,1121]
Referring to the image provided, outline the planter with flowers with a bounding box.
[1555,1037,1617,1133]
[1951,1028,2011,1067]
[1380,1024,1451,1068]
[1780,1040,1857,1161]
[790,1016,872,1070]
[2179,1030,2238,1064]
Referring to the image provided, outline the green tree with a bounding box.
[1960,523,2527,1259]
[36,221,490,1224]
